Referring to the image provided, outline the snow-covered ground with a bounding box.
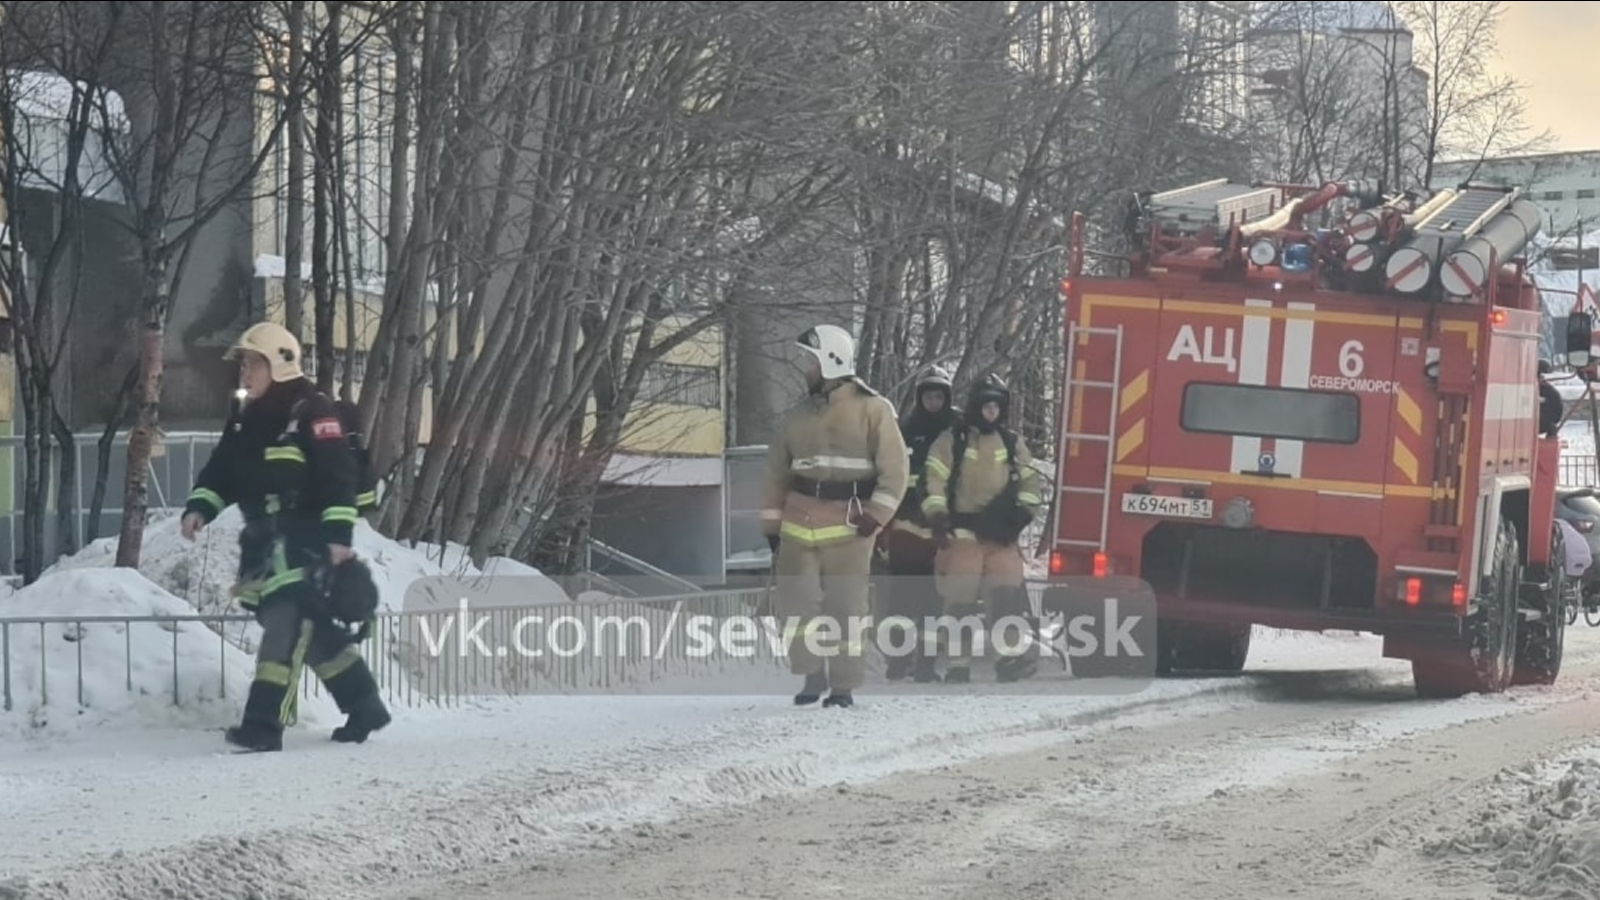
[8,508,1600,900]
[1427,746,1600,898]
[0,625,1485,900]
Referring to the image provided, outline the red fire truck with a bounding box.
[1044,177,1577,698]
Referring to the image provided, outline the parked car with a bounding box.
[1555,485,1600,606]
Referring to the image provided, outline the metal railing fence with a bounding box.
[1,587,789,715]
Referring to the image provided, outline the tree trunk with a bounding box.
[52,412,77,562]
[312,0,341,394]
[86,365,137,544]
[283,0,306,337]
[114,245,171,569]
[18,345,43,583]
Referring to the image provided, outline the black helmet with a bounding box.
[916,365,953,402]
[966,372,1010,422]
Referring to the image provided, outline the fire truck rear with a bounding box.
[1045,178,1573,698]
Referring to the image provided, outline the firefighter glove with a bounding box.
[854,511,881,537]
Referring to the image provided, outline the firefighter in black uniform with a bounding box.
[880,366,960,682]
[181,321,390,752]
[1539,358,1566,438]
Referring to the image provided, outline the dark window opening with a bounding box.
[1180,381,1361,444]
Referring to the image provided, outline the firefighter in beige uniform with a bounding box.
[921,374,1044,683]
[762,324,910,708]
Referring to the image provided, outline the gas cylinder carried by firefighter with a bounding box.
[921,373,1045,684]
[879,365,960,682]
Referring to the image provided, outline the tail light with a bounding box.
[1049,550,1065,576]
[1092,552,1108,578]
[1397,576,1468,608]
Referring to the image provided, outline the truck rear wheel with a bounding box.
[1511,521,1567,686]
[1412,515,1520,698]
[1155,620,1251,675]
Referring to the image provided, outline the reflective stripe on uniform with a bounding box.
[313,645,363,681]
[255,619,313,726]
[791,455,874,472]
[236,540,307,610]
[265,446,306,463]
[355,490,377,507]
[322,505,359,525]
[188,487,223,515]
[891,519,933,537]
[778,521,856,545]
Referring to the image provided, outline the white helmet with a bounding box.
[796,324,856,380]
[224,321,305,382]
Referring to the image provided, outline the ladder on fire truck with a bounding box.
[1051,322,1124,553]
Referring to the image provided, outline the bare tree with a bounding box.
[104,0,295,568]
[834,1,1259,442]
[1246,2,1395,184]
[0,1,130,581]
[1394,0,1550,189]
[311,1,1265,573]
[1248,1,1548,192]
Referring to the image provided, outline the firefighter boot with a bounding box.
[942,603,980,684]
[884,648,913,682]
[226,680,287,752]
[332,694,391,744]
[225,722,283,752]
[794,669,828,705]
[992,587,1039,683]
[822,689,853,708]
[321,658,391,743]
[882,616,914,681]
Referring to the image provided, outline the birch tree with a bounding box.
[107,0,294,568]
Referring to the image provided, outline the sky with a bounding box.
[1491,2,1600,152]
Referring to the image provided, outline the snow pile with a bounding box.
[45,507,571,617]
[1425,749,1600,897]
[2,510,574,735]
[0,568,342,737]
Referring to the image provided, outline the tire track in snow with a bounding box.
[377,650,1600,900]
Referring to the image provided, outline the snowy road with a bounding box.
[10,626,1600,900]
[16,511,1600,900]
[362,636,1600,900]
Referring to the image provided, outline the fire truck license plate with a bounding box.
[1120,493,1213,519]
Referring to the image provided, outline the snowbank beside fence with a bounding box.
[0,567,344,737]
[0,510,571,737]
[44,508,571,617]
